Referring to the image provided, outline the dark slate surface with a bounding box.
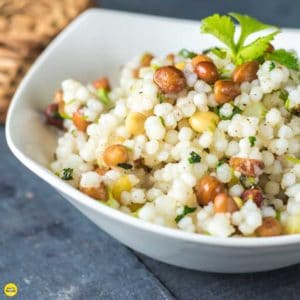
[1,1,300,299]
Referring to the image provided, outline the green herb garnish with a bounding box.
[201,13,279,65]
[279,89,288,101]
[211,47,227,59]
[175,206,197,223]
[217,158,227,167]
[118,163,133,170]
[214,103,242,120]
[178,48,197,59]
[248,136,256,147]
[159,116,165,126]
[285,155,300,164]
[269,61,275,71]
[97,88,111,105]
[61,168,73,180]
[188,151,201,164]
[157,92,166,103]
[266,49,299,71]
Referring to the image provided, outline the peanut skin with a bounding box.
[229,157,264,177]
[154,66,187,94]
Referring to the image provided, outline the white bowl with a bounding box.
[6,8,300,273]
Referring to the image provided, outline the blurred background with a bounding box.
[101,0,300,27]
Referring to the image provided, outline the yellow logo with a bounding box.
[3,283,18,297]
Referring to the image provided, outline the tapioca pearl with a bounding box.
[138,203,156,221]
[225,141,239,157]
[270,68,284,84]
[216,163,232,183]
[239,138,251,153]
[178,127,193,141]
[262,151,274,167]
[193,93,208,110]
[193,163,208,179]
[214,137,228,152]
[219,103,233,118]
[265,108,282,126]
[154,103,173,116]
[229,184,244,197]
[165,130,178,145]
[145,140,159,155]
[289,139,300,154]
[250,86,263,102]
[218,120,230,132]
[278,125,294,139]
[145,116,166,140]
[269,138,289,155]
[205,154,218,168]
[186,72,198,87]
[258,123,274,139]
[240,81,251,93]
[198,132,213,148]
[194,80,212,93]
[281,173,296,189]
[261,206,276,218]
[264,181,280,195]
[181,173,197,187]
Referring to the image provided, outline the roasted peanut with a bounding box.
[214,193,239,213]
[80,182,108,201]
[45,103,63,129]
[72,111,89,132]
[103,144,129,167]
[195,61,219,84]
[233,61,259,83]
[229,157,265,177]
[154,66,187,94]
[92,77,110,91]
[191,54,212,69]
[195,175,224,206]
[256,217,282,237]
[166,53,175,64]
[241,188,264,207]
[214,80,241,104]
[189,111,219,133]
[140,53,154,67]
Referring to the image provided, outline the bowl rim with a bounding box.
[5,8,300,248]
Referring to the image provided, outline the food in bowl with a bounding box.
[45,13,300,237]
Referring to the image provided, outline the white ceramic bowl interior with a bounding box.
[6,9,300,273]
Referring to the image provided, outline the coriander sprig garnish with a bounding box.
[201,13,279,65]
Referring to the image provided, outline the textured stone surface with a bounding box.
[2,1,300,299]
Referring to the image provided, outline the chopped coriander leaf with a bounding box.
[240,175,258,188]
[178,48,197,59]
[214,104,242,120]
[248,136,256,147]
[97,88,111,105]
[157,92,166,103]
[269,61,275,71]
[284,99,291,110]
[175,206,197,223]
[61,168,73,180]
[211,47,227,59]
[188,151,201,164]
[279,89,288,101]
[201,13,278,65]
[159,116,165,126]
[217,158,227,167]
[118,163,133,169]
[285,155,300,164]
[266,49,299,71]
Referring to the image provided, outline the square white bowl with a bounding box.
[6,8,300,273]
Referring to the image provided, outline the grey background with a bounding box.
[1,1,300,299]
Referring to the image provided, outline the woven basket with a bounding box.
[0,0,94,122]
